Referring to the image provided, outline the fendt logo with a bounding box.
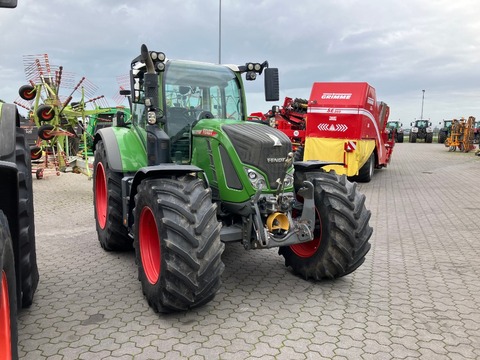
[267,134,282,147]
[317,123,348,132]
[321,93,352,100]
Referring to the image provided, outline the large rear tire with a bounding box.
[279,170,372,280]
[16,129,39,308]
[93,141,132,251]
[0,211,18,360]
[133,176,224,313]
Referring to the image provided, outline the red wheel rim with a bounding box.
[95,162,107,229]
[42,131,53,140]
[40,108,54,121]
[290,207,321,258]
[0,271,12,359]
[23,90,35,100]
[139,207,160,285]
[31,148,42,160]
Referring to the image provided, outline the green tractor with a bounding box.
[78,106,131,156]
[386,120,404,143]
[438,119,453,144]
[93,45,373,313]
[409,119,433,143]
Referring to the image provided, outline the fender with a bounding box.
[94,127,147,172]
[126,164,204,228]
[0,103,18,161]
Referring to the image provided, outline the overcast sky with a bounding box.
[1,0,479,127]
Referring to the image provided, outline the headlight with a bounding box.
[283,173,294,188]
[244,168,266,190]
[147,111,157,125]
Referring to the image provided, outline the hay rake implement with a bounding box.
[15,53,112,178]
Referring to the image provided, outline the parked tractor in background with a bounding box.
[386,120,404,143]
[78,106,131,157]
[409,119,433,143]
[438,119,453,144]
[253,82,394,183]
[92,45,373,314]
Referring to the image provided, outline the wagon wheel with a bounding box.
[30,146,42,160]
[36,168,44,179]
[36,104,55,122]
[18,85,37,101]
[38,124,55,140]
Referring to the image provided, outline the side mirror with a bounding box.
[0,0,17,8]
[114,111,126,127]
[264,68,279,102]
[119,89,131,96]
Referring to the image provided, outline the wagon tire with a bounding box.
[351,153,374,183]
[30,146,42,161]
[279,170,372,280]
[18,84,36,101]
[36,104,55,122]
[133,176,224,313]
[93,141,132,251]
[38,124,55,140]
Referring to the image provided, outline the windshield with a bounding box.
[163,60,243,136]
[415,120,429,127]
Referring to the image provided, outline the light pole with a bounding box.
[420,89,425,119]
[218,0,222,64]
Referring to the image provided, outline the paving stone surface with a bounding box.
[18,142,480,359]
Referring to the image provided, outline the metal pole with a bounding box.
[420,89,425,119]
[218,0,222,64]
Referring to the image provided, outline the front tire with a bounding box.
[426,133,433,143]
[293,146,304,162]
[409,133,417,143]
[438,131,446,144]
[0,211,19,360]
[279,170,372,280]
[93,141,131,251]
[133,176,224,313]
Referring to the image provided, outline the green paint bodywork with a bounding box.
[111,126,147,171]
[103,57,289,205]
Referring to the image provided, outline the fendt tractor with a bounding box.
[409,119,433,143]
[93,45,373,313]
[0,1,40,359]
[386,120,404,143]
[438,119,453,144]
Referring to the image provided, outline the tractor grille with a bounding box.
[222,123,292,189]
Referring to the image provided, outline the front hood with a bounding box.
[221,123,292,189]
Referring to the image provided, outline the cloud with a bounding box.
[1,0,479,123]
